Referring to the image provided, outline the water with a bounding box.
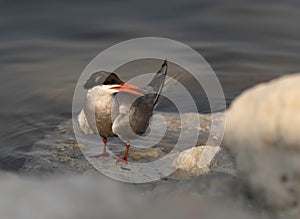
[1,0,300,170]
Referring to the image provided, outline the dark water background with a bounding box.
[1,0,300,170]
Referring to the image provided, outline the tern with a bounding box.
[78,60,168,162]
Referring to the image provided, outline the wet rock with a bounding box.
[224,73,300,219]
[210,147,236,175]
[20,112,229,178]
[20,120,94,176]
[128,148,162,161]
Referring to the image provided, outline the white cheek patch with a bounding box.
[87,85,120,96]
[100,85,121,93]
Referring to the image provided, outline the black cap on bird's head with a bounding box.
[83,71,144,96]
[83,71,124,90]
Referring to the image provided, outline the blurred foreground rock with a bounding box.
[224,73,300,219]
[0,172,260,219]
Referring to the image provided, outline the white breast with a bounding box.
[78,85,118,136]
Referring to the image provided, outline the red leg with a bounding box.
[116,141,130,163]
[90,137,109,158]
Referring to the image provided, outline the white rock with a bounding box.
[173,146,221,175]
[224,73,300,218]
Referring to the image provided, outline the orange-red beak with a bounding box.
[110,83,144,96]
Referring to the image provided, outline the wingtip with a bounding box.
[162,59,167,67]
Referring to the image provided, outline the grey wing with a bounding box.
[111,92,153,141]
[128,94,153,135]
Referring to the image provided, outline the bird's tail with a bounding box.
[147,60,168,106]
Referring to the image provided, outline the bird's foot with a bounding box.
[115,157,128,163]
[89,152,110,158]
